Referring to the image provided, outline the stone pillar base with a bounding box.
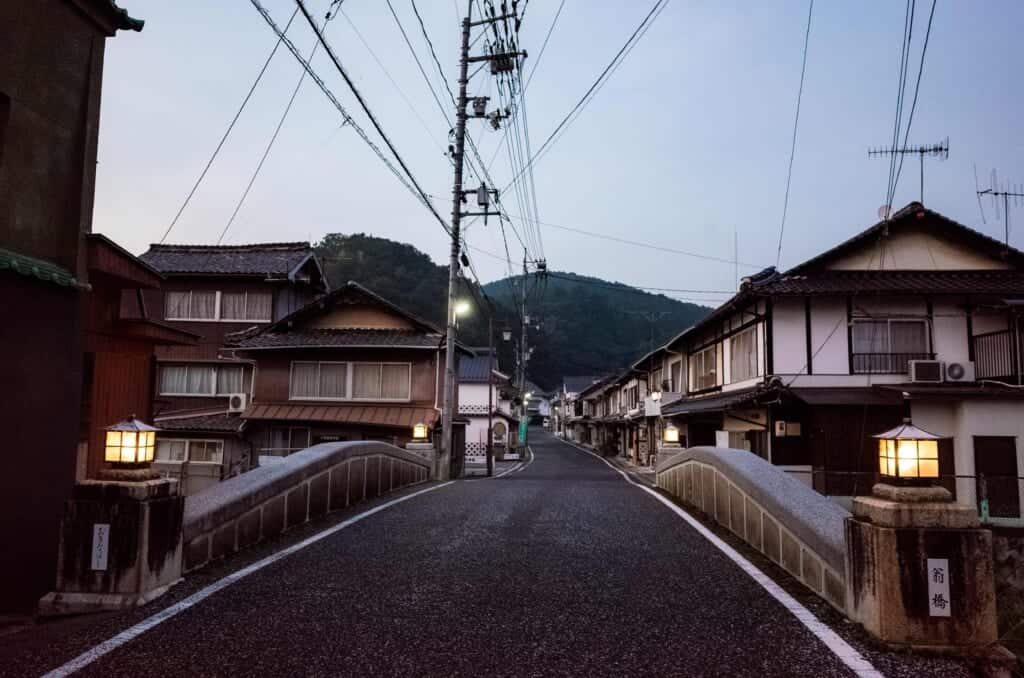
[845,486,1001,654]
[38,477,184,617]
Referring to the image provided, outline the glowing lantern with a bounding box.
[873,418,944,481]
[104,416,157,465]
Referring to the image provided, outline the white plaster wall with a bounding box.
[974,312,1010,335]
[931,300,969,365]
[460,383,491,407]
[826,227,1011,271]
[912,400,1024,525]
[771,298,806,375]
[809,298,849,374]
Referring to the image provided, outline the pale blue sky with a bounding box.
[95,1,1024,303]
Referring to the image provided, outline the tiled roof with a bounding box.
[459,354,494,382]
[747,270,1024,296]
[0,247,90,290]
[243,403,439,429]
[231,328,443,350]
[155,412,244,433]
[140,242,314,277]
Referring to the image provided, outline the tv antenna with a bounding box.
[975,166,1024,252]
[868,137,949,204]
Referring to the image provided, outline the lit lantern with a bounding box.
[650,390,662,402]
[502,329,512,342]
[412,422,429,441]
[663,424,681,444]
[873,418,944,481]
[104,416,157,465]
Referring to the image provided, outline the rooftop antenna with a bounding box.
[868,137,949,204]
[976,168,1024,253]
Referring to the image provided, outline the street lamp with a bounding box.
[873,418,944,482]
[104,416,157,466]
[502,329,512,342]
[650,390,662,402]
[663,423,681,445]
[454,300,471,317]
[412,422,429,441]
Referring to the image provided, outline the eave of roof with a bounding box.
[0,247,90,291]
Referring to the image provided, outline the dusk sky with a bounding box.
[94,1,1024,305]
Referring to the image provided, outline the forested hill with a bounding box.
[315,234,713,391]
[482,272,711,390]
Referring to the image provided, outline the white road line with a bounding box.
[41,481,456,678]
[558,438,884,678]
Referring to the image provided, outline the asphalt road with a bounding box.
[5,430,972,677]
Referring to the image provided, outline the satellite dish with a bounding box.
[878,204,892,220]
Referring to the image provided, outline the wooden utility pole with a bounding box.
[486,313,495,477]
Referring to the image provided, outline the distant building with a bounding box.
[138,242,327,493]
[458,348,514,463]
[228,282,466,466]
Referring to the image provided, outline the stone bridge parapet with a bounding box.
[183,441,430,572]
[656,447,849,613]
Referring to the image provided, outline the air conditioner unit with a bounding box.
[227,393,248,413]
[909,360,944,384]
[945,361,976,383]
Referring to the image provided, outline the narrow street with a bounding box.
[4,429,915,678]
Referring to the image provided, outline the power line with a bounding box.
[891,0,937,200]
[885,0,915,211]
[386,0,454,128]
[503,0,669,193]
[293,0,451,236]
[774,0,814,268]
[248,0,449,236]
[160,7,300,243]
[524,0,564,91]
[505,212,765,268]
[411,0,457,105]
[339,7,446,153]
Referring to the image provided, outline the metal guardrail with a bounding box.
[850,352,934,374]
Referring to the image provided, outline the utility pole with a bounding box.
[518,251,529,449]
[868,138,949,204]
[441,1,527,480]
[486,313,494,477]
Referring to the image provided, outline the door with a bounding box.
[974,436,1020,518]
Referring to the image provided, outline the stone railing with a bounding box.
[656,447,849,613]
[182,441,430,572]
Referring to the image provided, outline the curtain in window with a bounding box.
[220,292,246,320]
[891,321,927,353]
[190,291,217,319]
[187,366,215,394]
[269,427,290,452]
[730,329,757,382]
[165,292,190,319]
[290,363,319,398]
[670,362,682,391]
[156,440,186,462]
[216,366,244,394]
[189,441,223,463]
[381,364,410,399]
[319,363,347,399]
[247,293,272,321]
[353,364,381,398]
[160,366,188,394]
[852,321,889,353]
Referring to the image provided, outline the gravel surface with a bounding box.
[0,430,990,677]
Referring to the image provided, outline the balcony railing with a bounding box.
[974,330,1015,380]
[851,352,934,375]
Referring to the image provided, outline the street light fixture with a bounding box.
[104,416,157,466]
[873,418,944,482]
[454,300,472,317]
[650,390,662,402]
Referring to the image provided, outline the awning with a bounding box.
[876,383,1024,401]
[243,403,439,429]
[155,412,244,433]
[661,388,763,417]
[788,387,903,407]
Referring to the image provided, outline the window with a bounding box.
[352,363,411,400]
[160,364,246,396]
[220,291,273,321]
[670,361,682,392]
[851,319,929,374]
[166,290,272,321]
[265,427,311,456]
[690,345,718,391]
[155,439,223,464]
[730,327,758,383]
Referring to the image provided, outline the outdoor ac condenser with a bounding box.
[909,360,944,383]
[227,393,248,413]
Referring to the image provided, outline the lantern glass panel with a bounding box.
[105,445,120,462]
[918,439,938,459]
[918,459,939,478]
[106,431,122,447]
